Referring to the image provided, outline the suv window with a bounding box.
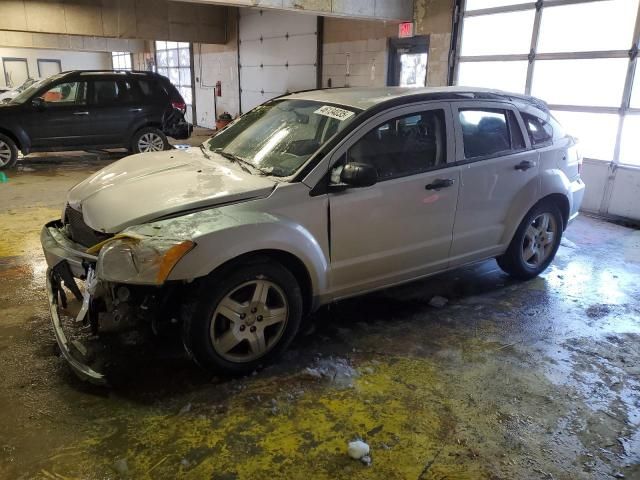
[459,108,524,159]
[137,79,163,98]
[522,112,553,146]
[92,79,141,105]
[40,81,87,105]
[346,109,447,180]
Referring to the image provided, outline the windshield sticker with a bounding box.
[314,105,355,121]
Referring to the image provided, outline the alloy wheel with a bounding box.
[137,133,165,152]
[210,279,289,362]
[0,140,12,167]
[521,212,557,268]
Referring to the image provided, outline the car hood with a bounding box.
[68,147,278,233]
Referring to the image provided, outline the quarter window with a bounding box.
[346,109,447,180]
[522,112,553,146]
[40,82,87,105]
[459,108,523,159]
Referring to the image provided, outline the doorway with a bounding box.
[2,58,29,88]
[387,36,429,87]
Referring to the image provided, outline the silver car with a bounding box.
[41,87,585,383]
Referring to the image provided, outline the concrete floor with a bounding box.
[0,149,639,480]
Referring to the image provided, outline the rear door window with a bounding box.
[459,108,525,159]
[91,79,141,105]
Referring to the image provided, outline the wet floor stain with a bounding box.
[0,156,639,479]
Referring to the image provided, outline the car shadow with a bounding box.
[61,258,519,404]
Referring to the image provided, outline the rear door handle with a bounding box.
[73,111,89,116]
[515,160,535,171]
[129,108,142,112]
[425,178,455,190]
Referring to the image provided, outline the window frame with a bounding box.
[452,0,640,166]
[111,52,132,71]
[452,101,530,164]
[324,102,456,186]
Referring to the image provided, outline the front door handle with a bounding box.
[515,160,535,171]
[129,108,142,112]
[73,111,89,116]
[425,178,455,190]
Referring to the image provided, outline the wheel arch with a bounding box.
[539,193,570,230]
[0,126,26,153]
[129,122,164,144]
[204,249,314,316]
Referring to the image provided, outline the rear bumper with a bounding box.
[164,120,193,140]
[568,177,585,224]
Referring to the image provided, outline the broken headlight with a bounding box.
[96,238,194,285]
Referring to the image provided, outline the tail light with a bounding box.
[171,101,186,113]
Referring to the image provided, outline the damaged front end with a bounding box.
[42,219,195,385]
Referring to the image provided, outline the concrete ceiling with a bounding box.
[172,0,414,21]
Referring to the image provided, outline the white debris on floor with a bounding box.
[428,295,449,308]
[348,440,371,466]
[303,356,358,387]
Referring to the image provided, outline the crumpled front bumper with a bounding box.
[46,268,107,385]
[41,220,107,385]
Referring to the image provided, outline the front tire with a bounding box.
[0,133,18,169]
[497,201,563,280]
[131,127,169,154]
[183,259,303,375]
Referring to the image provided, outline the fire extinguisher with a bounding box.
[215,81,222,97]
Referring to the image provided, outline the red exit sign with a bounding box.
[398,22,414,38]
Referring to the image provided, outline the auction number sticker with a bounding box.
[314,105,355,121]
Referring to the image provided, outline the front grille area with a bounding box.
[64,205,112,247]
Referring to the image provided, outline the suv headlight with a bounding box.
[96,237,194,285]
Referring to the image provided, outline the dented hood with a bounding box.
[68,147,277,233]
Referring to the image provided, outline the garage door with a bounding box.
[239,9,318,113]
[453,0,640,220]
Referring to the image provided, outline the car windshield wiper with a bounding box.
[199,144,211,160]
[214,149,268,176]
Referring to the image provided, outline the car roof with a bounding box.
[281,86,548,112]
[60,70,164,79]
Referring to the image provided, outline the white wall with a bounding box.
[581,161,640,222]
[0,47,111,88]
[193,42,239,129]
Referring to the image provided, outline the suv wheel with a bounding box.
[0,134,18,169]
[131,127,169,153]
[497,201,563,280]
[183,259,303,375]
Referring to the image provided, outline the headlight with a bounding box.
[96,238,194,285]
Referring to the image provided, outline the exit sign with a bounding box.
[398,22,414,38]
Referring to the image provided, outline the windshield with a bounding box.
[205,99,360,177]
[10,74,62,104]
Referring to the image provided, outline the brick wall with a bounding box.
[322,0,454,89]
[322,18,397,88]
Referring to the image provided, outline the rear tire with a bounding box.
[497,201,563,280]
[0,133,18,169]
[182,259,303,375]
[131,127,169,154]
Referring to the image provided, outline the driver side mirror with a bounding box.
[339,162,377,188]
[31,97,45,110]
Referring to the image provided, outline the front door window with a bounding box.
[40,82,87,105]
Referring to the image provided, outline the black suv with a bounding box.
[0,70,191,169]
